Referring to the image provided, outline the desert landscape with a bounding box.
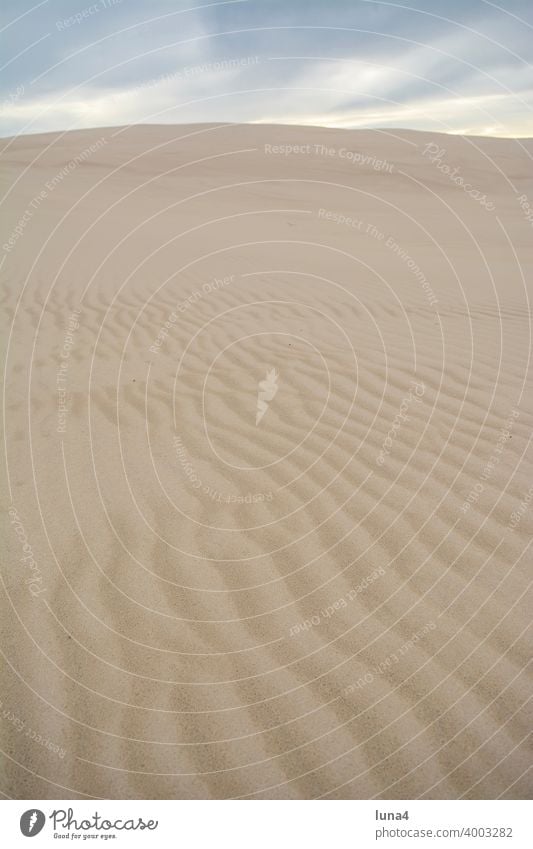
[1,123,532,799]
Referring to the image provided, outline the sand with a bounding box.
[1,123,532,799]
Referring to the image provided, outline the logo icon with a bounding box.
[20,810,46,837]
[256,367,279,425]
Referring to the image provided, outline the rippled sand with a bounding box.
[1,124,532,799]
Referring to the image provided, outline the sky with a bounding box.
[0,0,532,137]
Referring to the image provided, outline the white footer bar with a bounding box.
[2,799,531,848]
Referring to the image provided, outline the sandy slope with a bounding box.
[1,123,532,799]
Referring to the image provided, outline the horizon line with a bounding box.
[2,121,532,143]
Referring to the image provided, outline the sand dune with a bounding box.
[1,123,532,799]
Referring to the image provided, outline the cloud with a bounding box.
[0,0,531,137]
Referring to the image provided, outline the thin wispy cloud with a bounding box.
[0,0,531,136]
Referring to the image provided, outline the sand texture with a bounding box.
[1,124,532,799]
